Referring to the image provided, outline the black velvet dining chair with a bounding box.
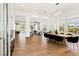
[44,33,55,41]
[52,35,64,45]
[44,33,50,41]
[48,34,54,39]
[66,36,79,50]
[44,33,49,38]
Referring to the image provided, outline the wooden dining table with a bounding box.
[44,32,79,45]
[56,34,72,39]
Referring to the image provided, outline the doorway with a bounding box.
[30,21,40,35]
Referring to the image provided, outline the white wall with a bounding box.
[25,17,30,37]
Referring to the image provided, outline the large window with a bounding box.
[68,23,79,34]
[67,19,79,34]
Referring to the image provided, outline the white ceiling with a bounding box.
[13,3,79,19]
[13,3,63,17]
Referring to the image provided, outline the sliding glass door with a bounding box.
[0,3,10,56]
[0,3,7,56]
[0,3,3,56]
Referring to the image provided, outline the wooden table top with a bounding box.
[47,33,79,38]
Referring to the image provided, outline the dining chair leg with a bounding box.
[63,39,66,46]
[67,42,72,50]
[69,42,71,48]
[73,43,74,51]
[76,43,78,50]
[65,40,68,47]
[76,43,78,47]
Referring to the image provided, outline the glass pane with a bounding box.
[67,19,79,34]
[0,3,3,56]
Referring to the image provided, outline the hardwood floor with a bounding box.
[12,33,79,56]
